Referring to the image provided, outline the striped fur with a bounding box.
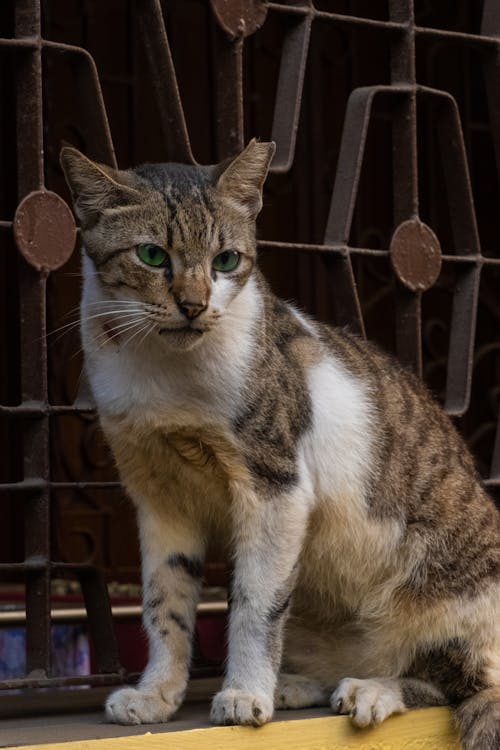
[61,142,500,745]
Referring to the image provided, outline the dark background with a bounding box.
[1,0,499,585]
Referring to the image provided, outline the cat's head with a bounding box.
[60,139,275,351]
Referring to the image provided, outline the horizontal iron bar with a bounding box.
[258,240,386,255]
[484,478,500,487]
[258,242,500,265]
[2,20,498,49]
[0,481,120,492]
[0,673,125,690]
[0,600,228,626]
[0,560,49,572]
[0,401,95,416]
[265,6,500,47]
[415,25,500,48]
[0,665,222,692]
[0,560,113,573]
[267,4,405,31]
[2,469,496,494]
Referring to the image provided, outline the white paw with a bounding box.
[105,686,182,725]
[331,678,406,728]
[275,673,329,709]
[210,688,273,726]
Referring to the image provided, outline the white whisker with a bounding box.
[63,299,143,317]
[94,318,147,353]
[136,321,157,349]
[93,315,149,345]
[85,299,146,306]
[122,320,155,350]
[48,309,147,346]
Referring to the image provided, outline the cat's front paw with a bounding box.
[105,686,182,725]
[210,688,273,726]
[331,678,405,728]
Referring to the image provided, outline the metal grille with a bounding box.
[0,0,499,692]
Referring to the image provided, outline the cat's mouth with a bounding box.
[158,326,204,337]
[157,325,207,351]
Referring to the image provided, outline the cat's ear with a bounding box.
[60,147,141,226]
[215,138,275,219]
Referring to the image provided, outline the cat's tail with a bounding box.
[454,687,500,750]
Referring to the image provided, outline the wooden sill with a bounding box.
[6,706,461,750]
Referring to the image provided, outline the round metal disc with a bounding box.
[390,218,442,292]
[13,190,77,273]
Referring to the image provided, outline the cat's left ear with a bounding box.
[215,138,275,219]
[60,146,141,227]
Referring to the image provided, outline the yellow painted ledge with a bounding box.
[16,708,461,750]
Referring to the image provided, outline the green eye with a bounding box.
[137,243,169,267]
[212,250,240,273]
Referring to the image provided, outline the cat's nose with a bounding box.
[177,299,208,320]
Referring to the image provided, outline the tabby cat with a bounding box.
[61,140,500,749]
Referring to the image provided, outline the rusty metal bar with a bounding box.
[481,0,500,468]
[324,87,387,246]
[0,403,95,415]
[270,14,311,173]
[491,416,500,483]
[0,601,228,626]
[14,0,51,679]
[78,569,123,676]
[415,26,500,48]
[135,0,194,163]
[0,674,127,691]
[389,1,422,376]
[422,86,482,415]
[258,241,500,265]
[42,41,116,166]
[481,0,500,195]
[0,481,121,491]
[210,25,244,159]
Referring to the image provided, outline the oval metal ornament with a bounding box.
[390,218,442,292]
[14,190,77,273]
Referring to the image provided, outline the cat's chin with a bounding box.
[157,326,205,351]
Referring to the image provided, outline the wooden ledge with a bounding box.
[15,708,460,750]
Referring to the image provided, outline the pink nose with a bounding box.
[177,300,207,320]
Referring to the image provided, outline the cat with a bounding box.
[60,139,500,749]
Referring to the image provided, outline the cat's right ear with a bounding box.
[215,138,276,220]
[60,147,141,226]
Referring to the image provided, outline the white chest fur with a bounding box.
[81,274,260,433]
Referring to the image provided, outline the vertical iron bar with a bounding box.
[424,88,481,415]
[135,0,194,163]
[484,0,500,482]
[212,25,244,159]
[389,0,422,376]
[491,408,500,482]
[79,569,122,675]
[15,0,51,677]
[270,14,311,173]
[324,87,383,336]
[481,0,500,187]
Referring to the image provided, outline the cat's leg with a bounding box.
[275,673,330,709]
[106,506,204,725]
[331,676,446,727]
[210,486,311,726]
